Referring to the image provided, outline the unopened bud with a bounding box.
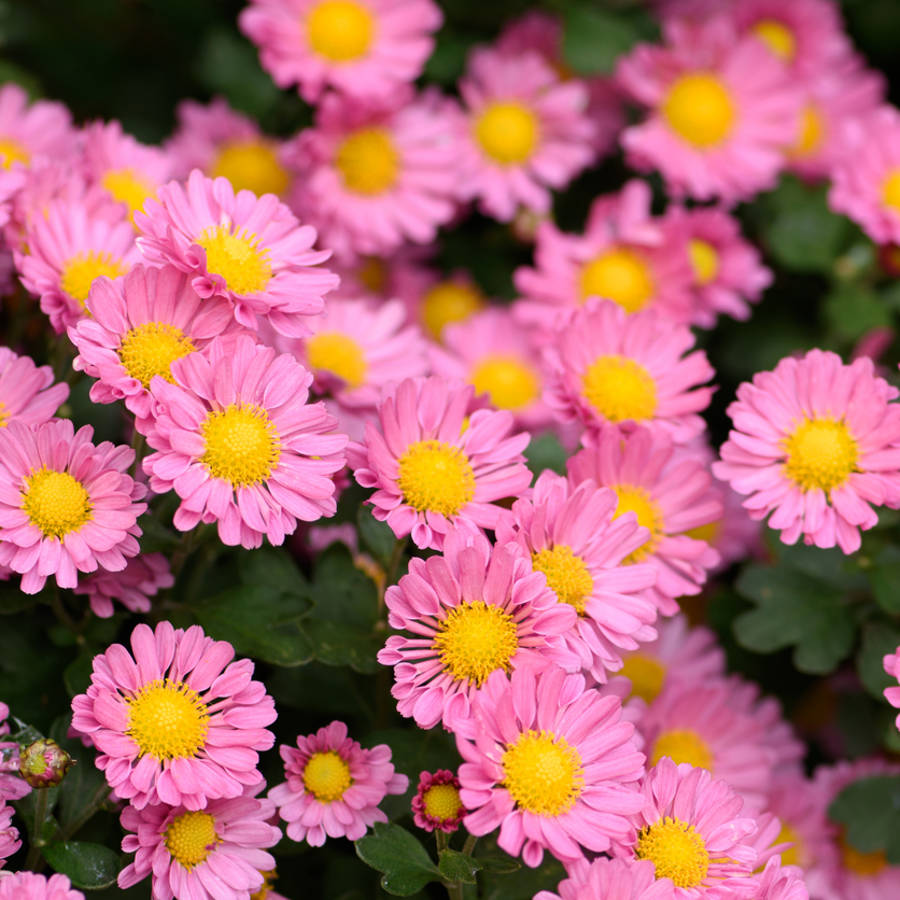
[18,738,74,788]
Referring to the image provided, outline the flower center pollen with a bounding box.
[663,73,736,148]
[620,653,667,704]
[788,104,825,159]
[650,729,713,770]
[475,102,539,166]
[60,251,129,309]
[119,322,196,388]
[471,355,540,411]
[613,485,662,563]
[688,239,719,286]
[752,19,796,61]
[306,0,374,62]
[583,355,657,424]
[165,811,219,869]
[433,600,518,686]
[303,750,352,802]
[200,403,281,487]
[102,168,156,222]
[636,816,710,888]
[335,128,398,195]
[211,140,290,197]
[579,248,655,313]
[883,170,900,214]
[423,783,464,822]
[783,417,858,494]
[0,138,29,169]
[421,282,485,340]
[502,729,584,817]
[397,440,475,517]
[306,331,367,388]
[22,469,92,539]
[197,225,272,295]
[126,678,210,760]
[531,545,593,615]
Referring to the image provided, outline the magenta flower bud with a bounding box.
[18,738,74,788]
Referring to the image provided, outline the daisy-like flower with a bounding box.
[378,528,579,730]
[713,349,900,554]
[568,427,723,616]
[0,83,72,171]
[143,334,347,548]
[535,857,672,900]
[348,376,531,551]
[544,300,715,444]
[118,794,281,899]
[616,19,801,203]
[0,347,68,430]
[0,420,145,594]
[71,620,277,810]
[285,90,460,260]
[239,0,442,103]
[69,264,237,429]
[0,803,20,866]
[412,769,466,833]
[135,169,338,337]
[269,720,408,846]
[0,871,84,900]
[457,664,645,867]
[73,553,174,619]
[497,470,658,681]
[454,46,595,221]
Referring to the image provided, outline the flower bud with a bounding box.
[18,738,74,788]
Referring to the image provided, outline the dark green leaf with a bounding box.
[302,620,380,674]
[439,849,481,884]
[869,545,900,614]
[824,284,891,342]
[477,854,521,875]
[355,823,440,896]
[357,506,398,565]
[63,652,94,698]
[237,546,307,596]
[562,7,650,75]
[829,775,900,863]
[525,432,567,478]
[42,840,120,889]
[857,622,900,699]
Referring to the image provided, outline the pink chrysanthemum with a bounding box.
[457,664,645,867]
[0,83,72,172]
[285,90,460,260]
[407,271,489,343]
[0,419,145,593]
[713,349,900,554]
[752,858,810,900]
[0,803,20,867]
[515,180,695,327]
[0,347,68,431]
[348,376,531,551]
[0,703,28,802]
[412,769,466,833]
[71,620,277,810]
[535,857,672,900]
[239,0,442,103]
[378,528,579,730]
[329,245,434,306]
[135,169,338,337]
[73,553,174,619]
[143,334,347,548]
[269,720,408,846]
[0,871,83,900]
[69,264,237,428]
[616,19,801,203]
[544,300,715,444]
[453,46,595,221]
[118,794,280,899]
[568,427,723,616]
[883,646,900,729]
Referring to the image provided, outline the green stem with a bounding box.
[24,788,50,871]
[462,834,478,857]
[50,587,84,639]
[444,882,464,900]
[436,830,449,854]
[129,430,146,480]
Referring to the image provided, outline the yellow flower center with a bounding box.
[531,545,593,615]
[776,823,802,869]
[752,19,797,61]
[357,256,386,293]
[471,355,540,411]
[839,831,887,877]
[579,248,655,313]
[250,871,278,900]
[685,518,721,545]
[787,104,825,159]
[613,485,663,563]
[421,282,486,340]
[423,783,464,821]
[782,417,858,494]
[620,653,667,704]
[126,678,210,760]
[501,729,584,817]
[397,439,475,517]
[200,403,281,487]
[306,0,374,62]
[211,140,290,197]
[335,128,399,195]
[118,322,196,388]
[306,331,367,388]
[475,102,539,166]
[164,811,219,870]
[196,225,272,295]
[883,170,900,214]
[688,239,719,286]
[433,600,519,686]
[636,816,710,888]
[102,168,156,222]
[663,74,736,148]
[60,251,129,309]
[22,469,92,539]
[650,729,713,770]
[303,750,352,802]
[0,137,29,169]
[0,403,8,428]
[582,355,657,424]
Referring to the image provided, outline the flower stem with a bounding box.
[23,787,50,871]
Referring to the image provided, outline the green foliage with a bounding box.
[857,622,900,700]
[562,5,656,75]
[355,823,441,896]
[438,849,482,884]
[41,841,120,890]
[524,431,567,478]
[829,775,900,864]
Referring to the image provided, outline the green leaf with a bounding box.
[477,854,521,875]
[355,823,441,896]
[63,651,94,698]
[562,7,652,75]
[824,284,892,342]
[829,775,900,863]
[42,840,120,890]
[857,622,900,699]
[525,431,567,478]
[869,545,900,614]
[439,849,482,884]
[237,546,307,596]
[357,506,398,565]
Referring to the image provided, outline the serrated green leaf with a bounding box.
[42,840,119,889]
[857,622,900,699]
[829,775,900,863]
[355,823,440,896]
[439,849,481,884]
[562,7,651,75]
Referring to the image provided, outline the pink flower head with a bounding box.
[616,19,802,203]
[143,334,347,548]
[118,794,280,899]
[269,720,408,846]
[69,264,238,429]
[412,769,466,833]
[752,858,810,900]
[379,528,579,730]
[348,375,532,551]
[0,420,145,593]
[329,244,434,306]
[0,703,28,802]
[568,428,723,616]
[71,620,277,810]
[0,83,72,171]
[883,646,900,729]
[454,46,595,221]
[239,0,442,104]
[535,857,672,900]
[410,271,489,343]
[713,349,900,554]
[135,169,338,337]
[0,872,83,900]
[0,803,20,867]
[544,300,715,445]
[73,553,174,619]
[457,664,645,867]
[0,347,68,430]
[285,90,460,260]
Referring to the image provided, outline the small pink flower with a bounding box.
[73,553,174,619]
[0,83,72,171]
[0,803,20,867]
[269,720,408,846]
[534,857,671,900]
[0,703,28,802]
[412,769,466,833]
[0,871,83,900]
[0,347,68,430]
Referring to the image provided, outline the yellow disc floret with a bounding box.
[102,169,156,222]
[787,104,825,159]
[650,729,713,770]
[196,225,272,295]
[613,485,663,563]
[620,653,667,704]
[22,469,91,539]
[335,128,399,195]
[397,440,475,517]
[211,140,290,197]
[579,248,655,313]
[883,170,900,214]
[60,251,129,309]
[663,74,736,148]
[752,19,797,61]
[306,331,367,388]
[531,545,593,615]
[471,355,540,411]
[200,403,281,488]
[636,816,710,888]
[688,239,719,286]
[303,750,352,802]
[433,600,519,686]
[250,871,278,900]
[0,137,29,169]
[119,322,196,388]
[839,831,887,876]
[126,678,210,760]
[421,281,485,340]
[475,102,539,166]
[782,417,858,494]
[582,355,657,424]
[164,811,219,869]
[776,823,802,869]
[306,0,375,62]
[423,783,464,822]
[501,729,584,817]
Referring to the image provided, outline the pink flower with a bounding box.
[143,334,347,548]
[534,857,671,900]
[0,703,28,802]
[0,419,146,593]
[883,646,900,729]
[118,794,280,899]
[0,347,68,430]
[135,169,338,337]
[0,83,72,171]
[329,245,434,306]
[378,528,579,730]
[71,621,277,810]
[752,858,810,900]
[269,720,408,846]
[713,349,900,554]
[412,769,466,833]
[410,271,488,342]
[0,803,20,867]
[239,0,442,104]
[457,664,645,867]
[73,553,174,619]
[0,871,83,900]
[348,376,532,551]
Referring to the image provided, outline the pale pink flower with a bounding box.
[0,83,72,171]
[412,769,466,833]
[534,857,671,900]
[0,703,28,802]
[269,720,408,846]
[0,804,19,867]
[0,871,83,900]
[0,347,68,430]
[73,553,174,619]
[71,621,277,810]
